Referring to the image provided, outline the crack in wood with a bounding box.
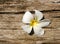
[42,43,60,44]
[52,16,60,18]
[0,10,60,14]
[52,1,60,3]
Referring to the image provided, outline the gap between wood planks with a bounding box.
[0,10,60,14]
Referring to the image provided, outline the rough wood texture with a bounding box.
[0,0,60,44]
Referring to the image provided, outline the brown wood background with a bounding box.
[0,0,60,44]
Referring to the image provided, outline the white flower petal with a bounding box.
[35,10,43,21]
[21,25,32,33]
[22,11,33,23]
[39,19,50,27]
[33,25,44,36]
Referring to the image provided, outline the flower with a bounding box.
[21,10,50,36]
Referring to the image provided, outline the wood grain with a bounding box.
[0,0,60,44]
[0,0,60,12]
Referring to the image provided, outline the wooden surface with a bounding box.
[0,0,60,44]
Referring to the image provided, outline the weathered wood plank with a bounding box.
[0,39,60,44]
[0,29,54,40]
[0,28,60,44]
[0,11,59,29]
[0,29,60,44]
[0,29,56,40]
[0,11,60,22]
[0,39,35,44]
[0,0,60,12]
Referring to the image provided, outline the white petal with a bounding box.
[33,25,44,36]
[39,19,50,27]
[21,25,32,33]
[35,10,43,21]
[22,11,33,23]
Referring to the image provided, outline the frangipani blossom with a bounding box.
[21,10,50,36]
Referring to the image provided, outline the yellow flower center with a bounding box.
[30,19,38,26]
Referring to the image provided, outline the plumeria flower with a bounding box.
[21,10,50,36]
